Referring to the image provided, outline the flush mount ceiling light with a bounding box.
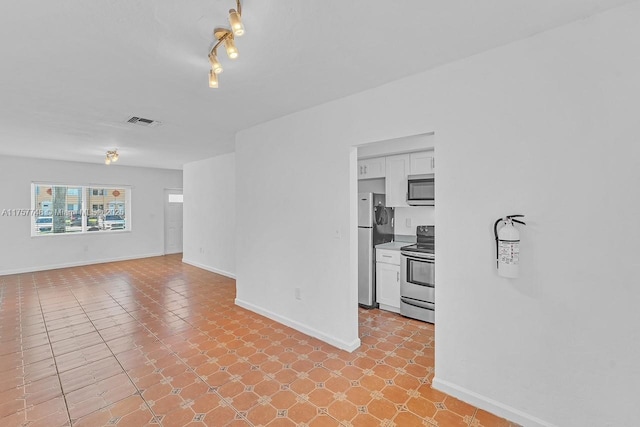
[208,0,245,89]
[105,149,119,165]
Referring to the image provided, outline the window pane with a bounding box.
[87,187,127,232]
[33,185,82,235]
[168,194,183,203]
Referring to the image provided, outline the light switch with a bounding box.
[405,218,412,228]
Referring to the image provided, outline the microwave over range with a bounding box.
[407,174,435,206]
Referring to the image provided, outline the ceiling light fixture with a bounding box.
[208,0,245,88]
[105,149,119,165]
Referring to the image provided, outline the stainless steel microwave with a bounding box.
[407,174,435,206]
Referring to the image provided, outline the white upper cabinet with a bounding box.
[385,154,410,207]
[357,157,386,180]
[410,151,435,175]
[359,150,434,206]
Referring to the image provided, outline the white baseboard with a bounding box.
[378,303,400,314]
[0,252,164,277]
[432,377,556,427]
[181,258,236,279]
[235,298,361,353]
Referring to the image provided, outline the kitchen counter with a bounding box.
[375,241,409,251]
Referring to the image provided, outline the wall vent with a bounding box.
[126,116,162,127]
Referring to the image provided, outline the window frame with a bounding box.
[30,183,132,237]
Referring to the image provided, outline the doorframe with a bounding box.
[163,188,184,255]
[350,132,436,338]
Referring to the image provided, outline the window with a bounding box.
[31,184,131,236]
[168,194,183,203]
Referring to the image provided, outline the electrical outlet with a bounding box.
[405,218,412,228]
[295,288,301,300]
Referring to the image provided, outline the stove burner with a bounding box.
[401,225,435,255]
[401,243,434,255]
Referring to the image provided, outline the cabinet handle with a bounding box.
[431,158,435,170]
[382,255,392,258]
[364,165,367,174]
[397,272,400,281]
[359,166,363,175]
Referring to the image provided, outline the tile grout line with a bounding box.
[32,279,73,427]
[66,287,163,427]
[13,279,31,419]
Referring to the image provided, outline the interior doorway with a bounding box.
[164,189,183,255]
[353,133,435,336]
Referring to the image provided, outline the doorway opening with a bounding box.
[353,133,436,339]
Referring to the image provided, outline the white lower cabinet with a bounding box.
[376,249,401,313]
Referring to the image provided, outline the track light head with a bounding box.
[228,9,244,37]
[224,36,238,59]
[209,52,223,74]
[209,70,219,88]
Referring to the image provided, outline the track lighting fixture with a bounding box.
[105,149,119,165]
[208,0,244,88]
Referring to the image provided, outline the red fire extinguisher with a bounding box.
[494,215,526,278]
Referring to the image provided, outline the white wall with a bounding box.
[182,153,236,278]
[0,156,182,275]
[394,207,434,236]
[357,133,434,158]
[235,125,360,351]
[234,3,640,426]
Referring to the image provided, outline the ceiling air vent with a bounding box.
[126,116,162,127]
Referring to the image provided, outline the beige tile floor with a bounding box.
[0,254,518,426]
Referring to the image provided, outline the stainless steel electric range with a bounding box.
[400,225,435,323]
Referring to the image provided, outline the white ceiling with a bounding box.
[0,0,633,170]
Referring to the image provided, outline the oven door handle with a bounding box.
[401,297,435,310]
[405,282,434,288]
[401,252,435,262]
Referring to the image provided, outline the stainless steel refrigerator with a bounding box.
[358,193,394,308]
